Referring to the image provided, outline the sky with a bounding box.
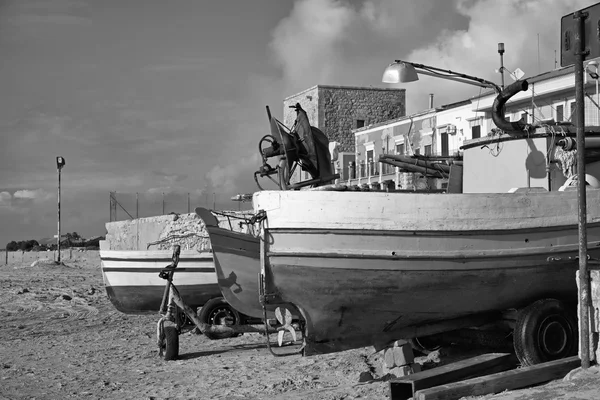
[0,0,595,246]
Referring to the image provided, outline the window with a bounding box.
[356,119,365,129]
[556,105,564,122]
[469,117,482,139]
[414,148,421,156]
[571,102,577,124]
[441,133,449,156]
[424,145,432,156]
[396,143,405,155]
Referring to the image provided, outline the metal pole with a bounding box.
[187,192,190,213]
[574,10,590,369]
[595,71,600,126]
[57,165,61,264]
[162,192,165,215]
[213,192,216,210]
[136,192,139,219]
[498,43,505,90]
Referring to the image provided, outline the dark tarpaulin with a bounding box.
[292,106,333,179]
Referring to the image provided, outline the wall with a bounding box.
[283,85,406,153]
[2,249,100,265]
[463,137,562,193]
[101,211,253,251]
[435,102,479,155]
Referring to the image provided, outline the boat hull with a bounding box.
[100,250,220,314]
[195,208,268,319]
[254,189,600,355]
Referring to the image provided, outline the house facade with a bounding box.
[350,59,600,193]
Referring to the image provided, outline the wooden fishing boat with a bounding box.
[100,249,220,314]
[253,188,600,356]
[194,207,284,320]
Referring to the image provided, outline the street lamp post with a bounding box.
[56,156,66,264]
[382,60,501,93]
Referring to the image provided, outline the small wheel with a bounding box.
[163,326,179,361]
[514,299,578,366]
[198,297,241,340]
[409,336,441,354]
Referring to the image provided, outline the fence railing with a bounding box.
[109,192,240,222]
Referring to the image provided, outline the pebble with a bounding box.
[358,371,373,382]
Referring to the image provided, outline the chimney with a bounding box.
[429,94,434,109]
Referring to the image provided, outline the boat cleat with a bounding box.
[275,306,296,346]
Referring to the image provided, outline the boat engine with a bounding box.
[254,103,339,190]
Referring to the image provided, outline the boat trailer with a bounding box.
[155,245,299,361]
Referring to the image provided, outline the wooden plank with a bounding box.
[414,356,580,400]
[389,353,515,400]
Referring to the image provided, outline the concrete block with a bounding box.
[393,343,415,366]
[383,348,395,368]
[577,270,600,362]
[385,365,413,378]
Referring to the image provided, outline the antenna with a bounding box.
[537,33,541,73]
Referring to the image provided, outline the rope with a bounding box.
[146,233,208,250]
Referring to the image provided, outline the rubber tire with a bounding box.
[198,297,241,340]
[514,298,578,366]
[163,326,179,361]
[409,336,442,354]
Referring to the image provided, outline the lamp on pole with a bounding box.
[586,60,600,125]
[382,60,501,94]
[56,156,66,265]
[498,42,505,90]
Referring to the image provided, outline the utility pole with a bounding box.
[574,10,590,369]
[56,156,66,264]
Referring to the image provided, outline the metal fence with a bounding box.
[109,192,235,222]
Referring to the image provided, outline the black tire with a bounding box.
[198,297,241,340]
[514,298,578,366]
[409,336,442,354]
[163,326,179,361]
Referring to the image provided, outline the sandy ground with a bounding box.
[1,253,600,400]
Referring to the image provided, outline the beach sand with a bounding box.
[1,253,599,400]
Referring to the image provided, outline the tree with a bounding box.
[6,241,18,251]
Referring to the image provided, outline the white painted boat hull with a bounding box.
[100,249,220,314]
[254,189,600,355]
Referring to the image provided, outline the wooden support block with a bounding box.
[410,363,422,373]
[393,344,414,366]
[414,356,580,400]
[389,353,515,400]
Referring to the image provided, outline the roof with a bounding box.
[284,84,405,101]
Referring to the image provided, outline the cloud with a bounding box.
[271,0,593,114]
[205,153,262,195]
[400,0,593,112]
[13,189,53,202]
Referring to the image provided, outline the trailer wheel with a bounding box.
[198,297,241,340]
[163,326,179,361]
[514,298,577,366]
[409,336,442,354]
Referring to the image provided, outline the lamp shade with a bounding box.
[382,62,419,84]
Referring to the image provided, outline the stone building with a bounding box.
[282,85,406,181]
